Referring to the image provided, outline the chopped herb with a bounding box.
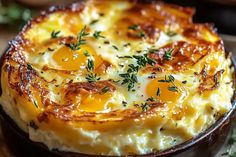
[118,64,124,67]
[104,41,110,44]
[27,63,33,70]
[128,24,146,38]
[112,45,119,51]
[137,31,146,38]
[140,103,149,112]
[168,86,178,92]
[29,120,38,130]
[168,75,175,82]
[122,101,127,106]
[166,31,177,37]
[127,64,139,73]
[156,87,161,96]
[123,43,131,47]
[119,73,138,91]
[90,19,99,25]
[164,48,174,60]
[100,86,110,94]
[83,50,90,57]
[51,30,61,39]
[85,73,100,83]
[146,97,156,102]
[93,31,105,39]
[87,59,94,71]
[133,54,156,67]
[158,75,174,83]
[117,55,132,59]
[158,75,178,92]
[128,24,139,30]
[67,25,89,51]
[48,47,54,51]
[118,54,156,91]
[148,48,158,53]
[33,100,38,108]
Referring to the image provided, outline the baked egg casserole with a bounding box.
[0,0,234,156]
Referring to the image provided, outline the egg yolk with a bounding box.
[146,77,183,103]
[78,92,115,112]
[53,45,103,71]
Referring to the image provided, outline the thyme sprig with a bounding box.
[93,31,105,39]
[158,75,178,92]
[136,97,158,112]
[99,86,110,94]
[128,24,146,38]
[119,73,138,91]
[164,48,174,60]
[67,25,89,51]
[51,30,61,39]
[87,59,94,71]
[85,73,100,83]
[118,53,156,91]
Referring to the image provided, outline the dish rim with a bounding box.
[0,1,236,156]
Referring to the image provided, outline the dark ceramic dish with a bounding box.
[0,2,236,157]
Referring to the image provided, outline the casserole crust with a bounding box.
[0,0,234,155]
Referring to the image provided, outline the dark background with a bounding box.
[166,0,236,36]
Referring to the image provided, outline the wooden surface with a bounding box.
[0,30,235,157]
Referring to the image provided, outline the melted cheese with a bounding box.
[0,0,234,156]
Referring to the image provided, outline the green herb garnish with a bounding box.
[117,55,133,59]
[148,48,158,53]
[164,48,174,60]
[166,31,177,37]
[127,64,139,73]
[90,19,99,25]
[27,63,33,70]
[67,25,89,51]
[93,31,105,39]
[87,59,94,71]
[112,45,119,51]
[168,86,178,92]
[133,54,156,67]
[100,86,110,94]
[33,100,38,108]
[158,75,178,92]
[51,30,61,39]
[128,24,146,38]
[85,73,100,83]
[83,50,90,57]
[140,103,149,112]
[137,31,146,38]
[128,24,139,30]
[146,97,156,102]
[119,73,138,91]
[156,87,161,96]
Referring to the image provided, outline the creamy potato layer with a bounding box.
[0,0,234,156]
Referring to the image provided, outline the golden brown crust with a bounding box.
[1,1,226,125]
